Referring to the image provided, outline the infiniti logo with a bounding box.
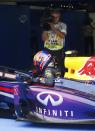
[36,92,63,106]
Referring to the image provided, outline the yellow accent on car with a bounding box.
[64,57,93,80]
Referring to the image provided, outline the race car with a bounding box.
[0,50,95,123]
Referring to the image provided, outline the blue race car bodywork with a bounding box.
[0,66,95,123]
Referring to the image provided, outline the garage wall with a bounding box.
[0,5,32,70]
[62,10,87,55]
[0,5,88,70]
[89,13,95,52]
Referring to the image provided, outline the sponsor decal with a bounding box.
[78,57,95,78]
[36,91,63,106]
[34,91,74,118]
[35,106,74,118]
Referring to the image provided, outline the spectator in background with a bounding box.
[83,17,95,56]
[42,9,67,77]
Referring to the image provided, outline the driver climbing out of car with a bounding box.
[42,9,67,77]
[33,50,55,86]
[33,49,66,87]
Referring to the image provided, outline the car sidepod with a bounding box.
[26,85,95,123]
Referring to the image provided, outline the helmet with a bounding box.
[33,50,52,72]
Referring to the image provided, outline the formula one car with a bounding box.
[0,50,95,123]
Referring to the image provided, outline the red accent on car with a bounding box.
[0,86,14,93]
[78,57,95,78]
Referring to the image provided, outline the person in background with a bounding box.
[42,9,67,77]
[83,17,95,56]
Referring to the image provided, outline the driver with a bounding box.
[33,50,57,86]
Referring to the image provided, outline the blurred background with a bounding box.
[0,0,95,70]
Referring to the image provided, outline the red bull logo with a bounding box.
[78,57,95,78]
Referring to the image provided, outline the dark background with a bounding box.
[0,5,88,70]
